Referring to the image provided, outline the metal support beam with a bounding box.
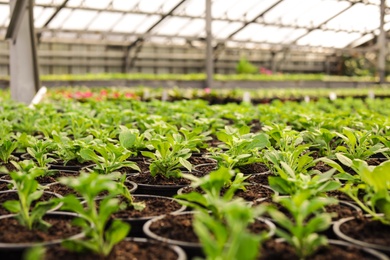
[205,0,213,88]
[123,0,187,72]
[378,0,387,84]
[7,0,40,104]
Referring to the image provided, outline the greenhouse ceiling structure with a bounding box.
[0,0,389,98]
[0,0,388,49]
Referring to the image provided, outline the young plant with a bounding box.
[194,199,267,260]
[302,128,338,157]
[2,161,58,230]
[57,172,137,256]
[176,167,248,220]
[26,137,56,168]
[80,140,140,174]
[141,136,192,178]
[0,137,18,164]
[340,159,390,224]
[335,127,388,160]
[267,192,337,259]
[268,161,341,196]
[51,131,94,165]
[210,125,269,169]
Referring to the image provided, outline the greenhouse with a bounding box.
[0,0,390,259]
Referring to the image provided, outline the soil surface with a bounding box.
[188,156,215,165]
[0,181,11,191]
[248,172,273,186]
[339,216,390,246]
[113,196,183,219]
[259,239,380,260]
[0,214,81,243]
[128,171,191,186]
[193,163,217,175]
[237,163,269,175]
[1,170,79,184]
[43,239,179,260]
[0,192,58,215]
[148,213,271,244]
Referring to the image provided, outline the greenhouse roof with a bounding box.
[0,0,388,52]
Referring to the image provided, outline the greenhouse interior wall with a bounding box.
[0,40,342,76]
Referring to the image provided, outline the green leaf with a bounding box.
[80,148,100,163]
[2,200,21,213]
[119,131,136,149]
[105,220,130,253]
[336,153,352,167]
[179,157,192,172]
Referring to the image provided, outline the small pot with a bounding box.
[0,190,63,215]
[0,180,12,191]
[42,236,187,260]
[0,211,84,259]
[46,180,138,199]
[333,214,390,254]
[113,194,186,237]
[127,172,191,197]
[143,211,275,259]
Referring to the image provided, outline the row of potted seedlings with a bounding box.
[0,94,389,259]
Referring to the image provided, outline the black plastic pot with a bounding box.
[0,190,63,215]
[333,214,390,255]
[0,211,84,259]
[113,194,186,237]
[143,211,276,259]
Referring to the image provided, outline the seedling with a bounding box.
[340,159,390,224]
[267,192,337,259]
[58,172,142,256]
[2,162,58,230]
[141,136,192,178]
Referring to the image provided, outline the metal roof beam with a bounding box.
[22,27,378,53]
[289,1,360,44]
[226,0,284,39]
[41,0,69,28]
[0,1,372,35]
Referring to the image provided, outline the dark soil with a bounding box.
[236,163,269,175]
[49,160,93,170]
[150,214,198,243]
[113,196,183,219]
[0,214,81,243]
[339,216,390,246]
[234,184,274,202]
[0,191,58,215]
[259,239,380,260]
[47,181,136,198]
[149,213,272,244]
[128,171,190,186]
[188,156,215,165]
[0,161,18,172]
[248,172,273,186]
[1,170,79,184]
[43,239,180,260]
[366,157,388,166]
[311,161,333,173]
[192,163,217,175]
[0,181,11,191]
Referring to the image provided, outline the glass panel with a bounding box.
[88,12,123,31]
[81,0,111,9]
[152,17,191,35]
[47,8,72,29]
[326,3,379,32]
[0,5,10,27]
[34,7,55,28]
[138,0,167,13]
[297,30,361,48]
[177,19,205,37]
[61,10,97,30]
[176,0,205,17]
[112,0,139,10]
[112,14,160,34]
[214,22,243,39]
[245,0,281,21]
